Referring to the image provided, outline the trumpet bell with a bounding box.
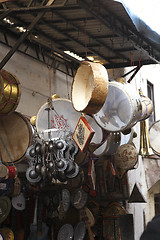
[139,120,154,157]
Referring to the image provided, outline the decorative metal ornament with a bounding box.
[26,166,41,184]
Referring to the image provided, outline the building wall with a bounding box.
[124,64,160,239]
[0,44,73,117]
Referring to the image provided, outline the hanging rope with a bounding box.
[0,135,15,166]
[139,58,142,88]
[83,20,88,59]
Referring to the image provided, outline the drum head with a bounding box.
[36,98,81,141]
[85,115,103,145]
[149,120,160,155]
[0,112,32,164]
[94,82,141,132]
[0,196,11,224]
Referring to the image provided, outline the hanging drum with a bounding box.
[71,61,109,114]
[0,111,32,164]
[94,81,142,132]
[85,115,104,148]
[149,120,160,156]
[0,70,21,115]
[139,94,153,121]
[120,128,134,145]
[36,98,82,141]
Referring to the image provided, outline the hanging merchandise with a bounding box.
[25,136,80,184]
[94,81,142,132]
[11,177,21,197]
[149,120,160,156]
[79,207,95,240]
[28,195,49,240]
[57,224,74,240]
[71,188,88,210]
[11,192,26,211]
[0,69,21,115]
[0,111,32,164]
[71,61,109,114]
[0,156,8,180]
[139,120,154,157]
[35,98,81,141]
[0,196,11,224]
[0,178,14,197]
[73,221,86,240]
[0,228,14,240]
[103,202,127,240]
[114,143,138,179]
[139,94,153,121]
[72,116,95,152]
[85,115,105,151]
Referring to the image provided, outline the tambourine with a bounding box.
[71,61,108,114]
[0,112,32,164]
[36,98,81,140]
[94,81,142,132]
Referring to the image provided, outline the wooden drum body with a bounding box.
[94,81,142,132]
[0,70,21,115]
[71,61,108,114]
[0,112,32,164]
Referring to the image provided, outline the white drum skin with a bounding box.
[149,120,160,156]
[94,81,142,132]
[36,98,81,140]
[85,115,103,145]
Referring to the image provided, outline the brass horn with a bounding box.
[139,119,154,156]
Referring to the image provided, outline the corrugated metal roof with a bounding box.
[0,0,159,72]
